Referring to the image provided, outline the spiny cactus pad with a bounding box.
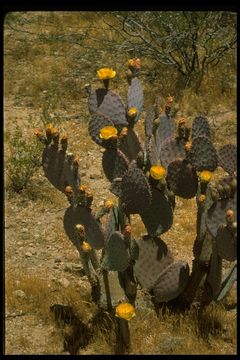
[155,114,175,153]
[152,261,190,303]
[145,108,155,138]
[206,194,237,238]
[42,145,81,195]
[140,187,173,236]
[88,88,128,126]
[88,112,115,148]
[206,241,222,298]
[216,225,237,261]
[147,135,159,166]
[160,138,186,169]
[133,237,174,289]
[64,205,105,250]
[119,127,143,161]
[217,144,237,176]
[101,231,129,272]
[189,135,218,171]
[121,161,152,214]
[110,178,123,198]
[127,77,143,122]
[102,148,129,182]
[191,116,211,139]
[166,160,198,199]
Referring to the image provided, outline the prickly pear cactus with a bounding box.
[101,231,130,272]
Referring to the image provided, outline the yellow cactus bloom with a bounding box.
[226,209,235,222]
[198,170,213,182]
[45,123,53,135]
[119,127,128,138]
[76,224,85,234]
[127,58,141,70]
[184,141,192,152]
[65,185,73,194]
[99,126,118,140]
[97,68,116,80]
[128,107,138,118]
[81,241,92,252]
[34,128,42,137]
[51,127,59,137]
[115,302,136,321]
[197,194,206,203]
[150,165,166,180]
[104,199,115,210]
[79,184,87,193]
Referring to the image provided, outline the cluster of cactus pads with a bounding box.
[35,59,236,350]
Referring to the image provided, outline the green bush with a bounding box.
[6,126,42,194]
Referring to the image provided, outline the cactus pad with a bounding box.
[206,194,237,238]
[133,237,174,289]
[147,135,159,166]
[155,114,175,153]
[121,161,152,214]
[101,231,129,272]
[191,116,211,139]
[218,144,237,176]
[102,148,129,182]
[145,108,155,138]
[88,88,128,126]
[88,112,114,148]
[152,261,190,303]
[64,205,105,250]
[140,187,173,236]
[216,262,237,302]
[166,159,198,199]
[160,138,186,169]
[42,145,81,195]
[216,225,237,261]
[189,135,218,171]
[110,178,123,198]
[119,127,142,161]
[127,77,143,122]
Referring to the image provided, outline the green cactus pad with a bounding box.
[206,240,222,298]
[145,108,155,138]
[152,261,190,303]
[159,138,186,169]
[88,112,115,148]
[166,159,198,199]
[155,114,175,153]
[191,116,211,139]
[102,206,119,244]
[127,77,143,122]
[189,135,218,171]
[101,231,129,272]
[121,161,152,214]
[102,148,129,182]
[216,225,237,261]
[110,178,123,198]
[217,144,237,176]
[88,88,128,126]
[147,135,159,166]
[119,127,143,161]
[206,194,237,238]
[42,145,81,194]
[140,187,173,236]
[64,205,105,250]
[133,237,174,289]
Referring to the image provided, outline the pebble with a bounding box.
[58,278,70,288]
[25,252,33,257]
[13,289,27,299]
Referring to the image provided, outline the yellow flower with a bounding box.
[81,241,92,252]
[127,58,141,70]
[198,170,212,182]
[99,126,118,140]
[115,302,136,321]
[104,199,115,210]
[150,165,166,180]
[127,107,138,118]
[79,185,87,193]
[97,68,116,80]
[45,123,53,135]
[120,127,128,137]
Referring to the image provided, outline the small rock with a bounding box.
[17,241,22,246]
[58,278,70,288]
[13,290,27,299]
[25,252,33,257]
[54,257,62,263]
[22,228,28,233]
